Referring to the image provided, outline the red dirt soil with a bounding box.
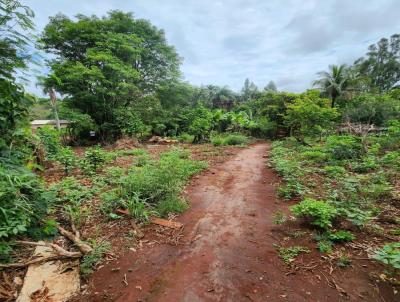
[82,143,394,302]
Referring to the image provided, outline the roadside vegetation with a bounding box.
[0,0,399,298]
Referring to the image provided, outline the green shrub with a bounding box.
[36,126,62,160]
[133,154,151,167]
[211,133,249,146]
[352,157,378,173]
[50,176,92,205]
[325,135,365,160]
[327,230,355,242]
[323,165,346,178]
[317,240,333,253]
[80,145,108,175]
[123,149,206,204]
[381,151,400,168]
[56,147,76,175]
[248,117,277,138]
[100,188,122,216]
[277,181,306,200]
[178,133,194,143]
[0,162,52,262]
[302,150,329,163]
[373,242,400,271]
[223,133,249,145]
[101,149,206,219]
[291,198,337,229]
[314,231,354,254]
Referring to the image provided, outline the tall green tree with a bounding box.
[40,11,181,138]
[354,34,400,92]
[0,0,34,153]
[284,90,339,141]
[240,78,259,102]
[264,80,277,92]
[313,64,350,108]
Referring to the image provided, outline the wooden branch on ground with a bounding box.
[16,241,81,258]
[0,241,82,269]
[57,226,92,254]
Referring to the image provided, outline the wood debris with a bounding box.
[151,217,183,229]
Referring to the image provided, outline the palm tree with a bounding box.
[313,64,349,108]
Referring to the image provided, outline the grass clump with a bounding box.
[100,148,207,219]
[80,241,111,276]
[177,133,195,143]
[156,196,189,217]
[211,133,249,146]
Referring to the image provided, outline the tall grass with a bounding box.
[211,133,249,146]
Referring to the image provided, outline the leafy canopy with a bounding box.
[41,11,181,137]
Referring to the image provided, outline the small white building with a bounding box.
[31,120,70,131]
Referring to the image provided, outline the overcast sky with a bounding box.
[24,0,400,94]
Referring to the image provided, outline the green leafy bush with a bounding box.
[352,157,378,173]
[80,145,108,175]
[56,147,76,175]
[211,133,249,146]
[291,198,337,229]
[123,149,206,204]
[373,242,400,271]
[317,240,333,253]
[325,135,365,160]
[302,150,329,163]
[323,165,346,178]
[50,176,92,205]
[381,151,400,169]
[0,162,52,262]
[327,230,355,242]
[100,149,206,218]
[177,133,194,143]
[36,126,62,160]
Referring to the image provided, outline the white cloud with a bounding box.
[24,0,400,94]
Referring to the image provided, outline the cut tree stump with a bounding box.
[17,242,80,302]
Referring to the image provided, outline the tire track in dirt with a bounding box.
[86,143,372,302]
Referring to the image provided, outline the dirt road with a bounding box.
[86,143,384,301]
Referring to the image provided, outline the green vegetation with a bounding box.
[80,146,108,175]
[1,0,399,283]
[100,149,207,218]
[274,245,310,264]
[80,241,111,276]
[373,243,400,272]
[211,133,249,146]
[291,199,337,229]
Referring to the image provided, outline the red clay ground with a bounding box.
[81,143,395,302]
